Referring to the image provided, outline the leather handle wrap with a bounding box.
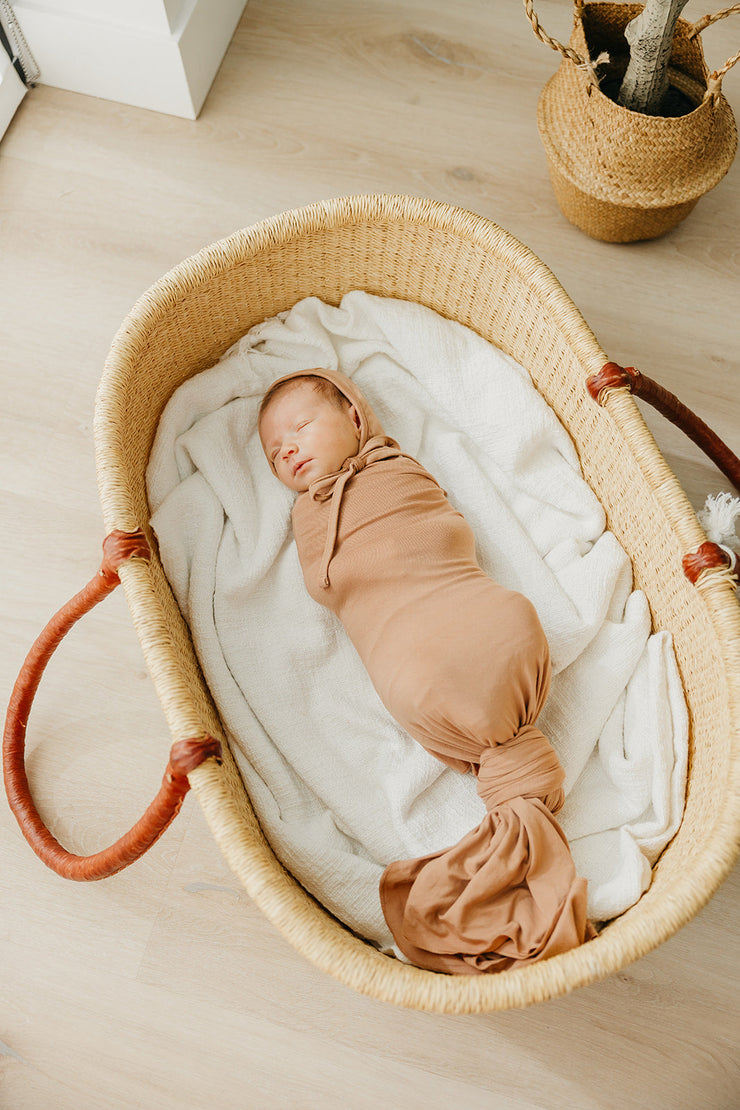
[587,363,740,491]
[587,363,740,583]
[3,530,222,880]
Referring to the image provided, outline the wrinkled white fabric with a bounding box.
[147,291,688,945]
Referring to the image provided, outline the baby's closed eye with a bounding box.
[271,420,311,460]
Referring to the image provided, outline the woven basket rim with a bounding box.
[97,193,740,1012]
[97,194,604,380]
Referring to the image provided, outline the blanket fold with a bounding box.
[276,366,594,972]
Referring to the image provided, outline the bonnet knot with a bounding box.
[308,442,377,502]
[346,455,366,476]
[313,435,405,588]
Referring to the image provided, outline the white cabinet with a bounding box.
[10,0,249,119]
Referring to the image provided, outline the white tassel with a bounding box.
[698,492,740,549]
[697,493,740,576]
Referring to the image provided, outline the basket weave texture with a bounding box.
[94,195,740,1012]
[535,3,738,241]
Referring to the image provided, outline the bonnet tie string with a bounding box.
[309,435,404,588]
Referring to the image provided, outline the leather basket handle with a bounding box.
[3,530,221,880]
[587,363,740,584]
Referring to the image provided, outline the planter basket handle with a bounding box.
[523,0,740,99]
[688,4,740,102]
[523,0,588,71]
[3,530,222,880]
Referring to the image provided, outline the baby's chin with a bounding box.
[292,458,322,490]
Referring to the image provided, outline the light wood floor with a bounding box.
[2,2,739,1107]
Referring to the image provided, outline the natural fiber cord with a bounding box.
[94,194,740,1012]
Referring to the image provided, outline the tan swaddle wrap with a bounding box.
[270,367,593,974]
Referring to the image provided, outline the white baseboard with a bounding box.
[0,48,26,139]
[12,0,248,119]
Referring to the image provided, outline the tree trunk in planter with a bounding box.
[618,0,690,113]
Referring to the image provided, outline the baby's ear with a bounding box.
[349,403,362,433]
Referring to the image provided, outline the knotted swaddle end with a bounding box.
[378,721,589,975]
[476,724,565,814]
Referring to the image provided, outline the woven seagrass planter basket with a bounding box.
[6,196,740,1013]
[527,0,739,241]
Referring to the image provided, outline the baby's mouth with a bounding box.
[293,459,311,477]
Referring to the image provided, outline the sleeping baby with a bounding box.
[258,367,595,975]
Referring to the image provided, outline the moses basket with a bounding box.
[5,195,740,1013]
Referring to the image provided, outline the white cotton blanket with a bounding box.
[147,291,688,947]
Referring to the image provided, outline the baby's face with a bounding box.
[259,382,362,492]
